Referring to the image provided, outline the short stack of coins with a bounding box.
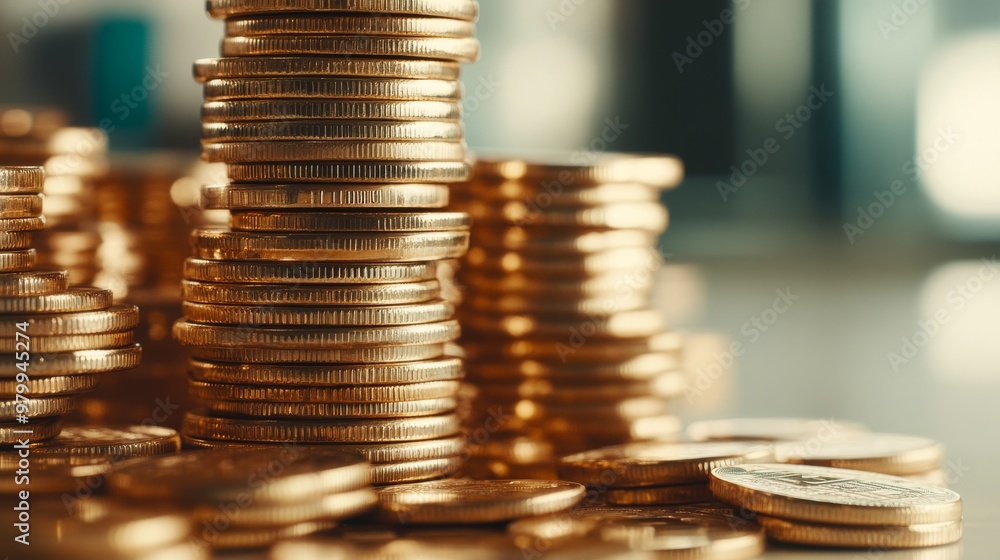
[177,0,480,485]
[450,153,685,476]
[0,166,143,444]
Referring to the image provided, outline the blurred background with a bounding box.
[0,0,997,554]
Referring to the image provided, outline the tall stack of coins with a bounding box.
[450,153,685,476]
[178,0,479,485]
[0,167,142,444]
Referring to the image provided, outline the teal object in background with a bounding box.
[91,18,154,149]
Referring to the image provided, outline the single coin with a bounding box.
[182,435,465,465]
[0,344,141,377]
[192,488,376,529]
[375,479,585,524]
[474,152,685,189]
[182,280,440,307]
[708,463,963,526]
[462,308,666,339]
[183,258,438,284]
[188,357,463,386]
[192,379,460,403]
[181,300,454,327]
[0,287,112,314]
[202,397,458,419]
[202,183,449,210]
[190,343,445,364]
[198,520,337,550]
[372,456,462,485]
[0,395,76,420]
[202,99,463,122]
[226,161,471,183]
[687,418,869,442]
[0,331,133,352]
[0,374,99,397]
[24,425,181,458]
[221,35,480,62]
[0,270,67,296]
[604,483,715,506]
[0,193,42,218]
[173,320,460,349]
[470,227,655,254]
[758,516,963,549]
[0,416,62,444]
[0,231,32,250]
[464,353,678,382]
[226,15,475,37]
[203,121,464,142]
[0,166,44,193]
[559,441,775,487]
[202,140,467,163]
[0,305,139,335]
[466,200,668,231]
[0,249,36,272]
[465,180,659,207]
[464,246,661,275]
[190,228,469,262]
[108,447,370,504]
[182,410,461,443]
[229,211,470,232]
[207,0,480,21]
[774,433,945,476]
[203,78,462,102]
[194,57,461,82]
[0,217,45,232]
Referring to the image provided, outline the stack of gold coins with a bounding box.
[450,153,685,474]
[178,0,479,486]
[709,463,964,549]
[0,167,142,444]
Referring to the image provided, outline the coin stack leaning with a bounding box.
[450,153,685,476]
[177,0,480,485]
[0,166,142,445]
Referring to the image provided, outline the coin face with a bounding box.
[774,433,944,476]
[709,463,963,526]
[375,479,585,524]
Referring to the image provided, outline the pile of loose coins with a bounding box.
[450,153,686,477]
[176,0,479,486]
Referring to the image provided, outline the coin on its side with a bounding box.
[0,270,67,296]
[183,258,439,284]
[0,331,133,353]
[225,15,476,38]
[202,99,463,123]
[0,166,44,193]
[220,35,480,62]
[474,152,684,189]
[202,78,463,102]
[0,249,36,272]
[19,425,181,459]
[181,280,441,306]
[229,210,470,232]
[201,140,467,163]
[0,287,112,314]
[181,300,454,327]
[0,374,99,397]
[187,356,463,386]
[194,57,461,82]
[200,397,457,420]
[758,515,962,548]
[203,120,464,142]
[0,344,142,377]
[202,182,450,210]
[173,320,460,349]
[0,193,43,218]
[225,161,471,184]
[0,416,62,444]
[206,0,480,21]
[371,456,462,485]
[774,433,944,476]
[0,395,76,420]
[0,231,32,250]
[182,435,464,465]
[0,305,139,335]
[182,410,460,443]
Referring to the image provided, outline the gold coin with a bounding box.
[192,487,377,528]
[197,520,337,550]
[375,479,585,524]
[204,121,464,142]
[0,395,76,420]
[0,269,67,296]
[24,425,181,458]
[194,57,461,82]
[183,258,439,284]
[181,300,454,326]
[774,433,944,476]
[0,193,42,218]
[0,416,62,443]
[0,331,132,352]
[202,182,450,210]
[464,246,661,275]
[187,356,463,386]
[372,456,462,485]
[686,418,869,442]
[483,396,671,424]
[708,463,963,526]
[0,249,36,272]
[462,336,677,363]
[173,320,460,349]
[542,414,683,449]
[182,410,461,443]
[190,343,445,364]
[461,308,666,339]
[190,228,469,262]
[0,166,44,193]
[0,373,99,397]
[192,379,460,403]
[0,231,32,250]
[221,35,480,62]
[202,397,458,419]
[461,292,646,315]
[758,515,962,548]
[470,227,656,254]
[0,287,112,314]
[0,344,141,377]
[476,374,683,404]
[108,447,370,503]
[0,217,45,232]
[474,153,685,189]
[203,99,463,122]
[463,180,659,206]
[226,161,471,183]
[466,200,668,231]
[207,0,480,21]
[464,353,678,382]
[182,435,465,464]
[459,269,651,298]
[226,15,476,37]
[229,211,470,232]
[604,483,715,506]
[0,305,139,335]
[203,78,462,102]
[202,140,467,163]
